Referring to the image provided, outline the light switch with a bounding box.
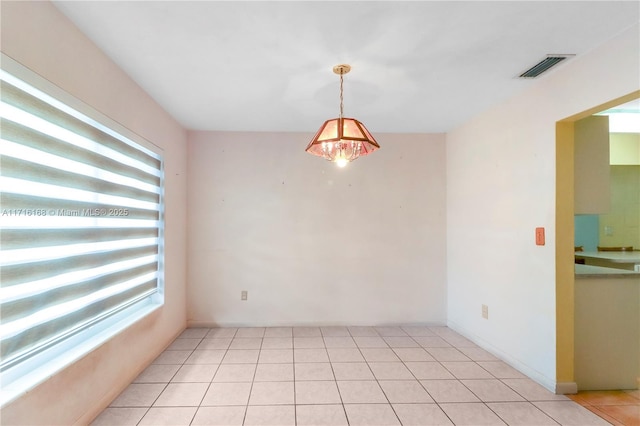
[535,227,545,246]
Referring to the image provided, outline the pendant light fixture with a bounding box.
[305,64,380,167]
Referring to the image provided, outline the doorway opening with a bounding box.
[555,91,639,393]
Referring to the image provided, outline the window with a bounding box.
[0,54,164,405]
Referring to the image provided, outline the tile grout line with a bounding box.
[403,331,458,426]
[322,333,350,426]
[432,340,526,426]
[375,334,407,425]
[292,331,297,426]
[189,333,208,426]
[221,328,253,426]
[135,333,205,426]
[496,377,563,425]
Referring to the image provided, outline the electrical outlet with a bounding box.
[482,304,489,319]
[241,291,248,301]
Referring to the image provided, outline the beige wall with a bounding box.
[575,275,640,390]
[446,23,639,391]
[610,133,640,165]
[606,133,640,248]
[1,2,188,424]
[187,131,447,327]
[599,165,640,249]
[574,116,611,215]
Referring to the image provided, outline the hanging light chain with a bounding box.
[333,64,350,119]
[339,73,344,119]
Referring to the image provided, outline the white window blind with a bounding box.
[0,56,164,402]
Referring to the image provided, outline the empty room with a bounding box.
[1,1,639,425]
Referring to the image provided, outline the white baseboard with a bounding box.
[186,320,448,328]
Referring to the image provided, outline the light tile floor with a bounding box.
[92,326,615,425]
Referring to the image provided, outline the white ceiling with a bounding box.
[52,1,639,134]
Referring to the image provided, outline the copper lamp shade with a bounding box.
[305,117,380,167]
[305,64,380,167]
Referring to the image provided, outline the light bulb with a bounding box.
[335,158,348,168]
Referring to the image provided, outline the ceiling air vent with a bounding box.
[518,54,575,78]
